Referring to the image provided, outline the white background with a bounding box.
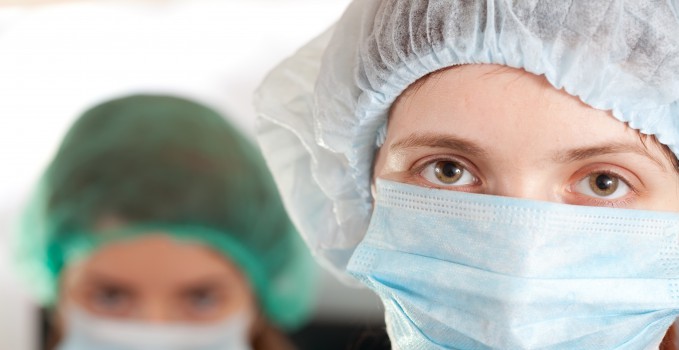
[0,1,383,349]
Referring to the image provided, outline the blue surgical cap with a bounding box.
[255,0,679,282]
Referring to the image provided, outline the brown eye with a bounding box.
[574,171,630,201]
[181,287,225,318]
[434,161,464,184]
[188,290,218,309]
[89,286,132,314]
[589,173,619,197]
[421,160,476,187]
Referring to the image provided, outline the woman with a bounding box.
[255,0,679,349]
[15,94,315,350]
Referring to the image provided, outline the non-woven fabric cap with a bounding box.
[255,0,679,282]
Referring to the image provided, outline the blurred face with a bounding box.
[374,64,679,211]
[59,234,257,325]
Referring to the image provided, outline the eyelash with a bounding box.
[580,195,634,208]
[570,169,639,206]
[410,155,480,188]
[409,157,640,205]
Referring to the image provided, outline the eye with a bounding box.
[89,286,132,314]
[184,288,223,316]
[574,172,630,199]
[421,160,476,187]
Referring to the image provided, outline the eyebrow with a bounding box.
[176,275,229,294]
[389,133,488,158]
[552,142,667,170]
[85,273,137,293]
[388,133,667,171]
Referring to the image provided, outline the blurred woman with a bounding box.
[15,94,316,350]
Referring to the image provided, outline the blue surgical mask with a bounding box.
[348,179,679,350]
[57,306,253,350]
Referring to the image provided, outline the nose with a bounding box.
[488,173,559,202]
[138,299,172,323]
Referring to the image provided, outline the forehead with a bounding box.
[389,64,639,156]
[73,235,242,290]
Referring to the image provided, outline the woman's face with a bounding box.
[59,234,257,324]
[374,64,679,211]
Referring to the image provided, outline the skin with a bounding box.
[59,234,257,325]
[375,64,679,210]
[373,64,679,348]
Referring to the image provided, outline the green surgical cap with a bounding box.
[15,94,316,329]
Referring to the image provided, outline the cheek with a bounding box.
[635,175,679,212]
[649,186,679,212]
